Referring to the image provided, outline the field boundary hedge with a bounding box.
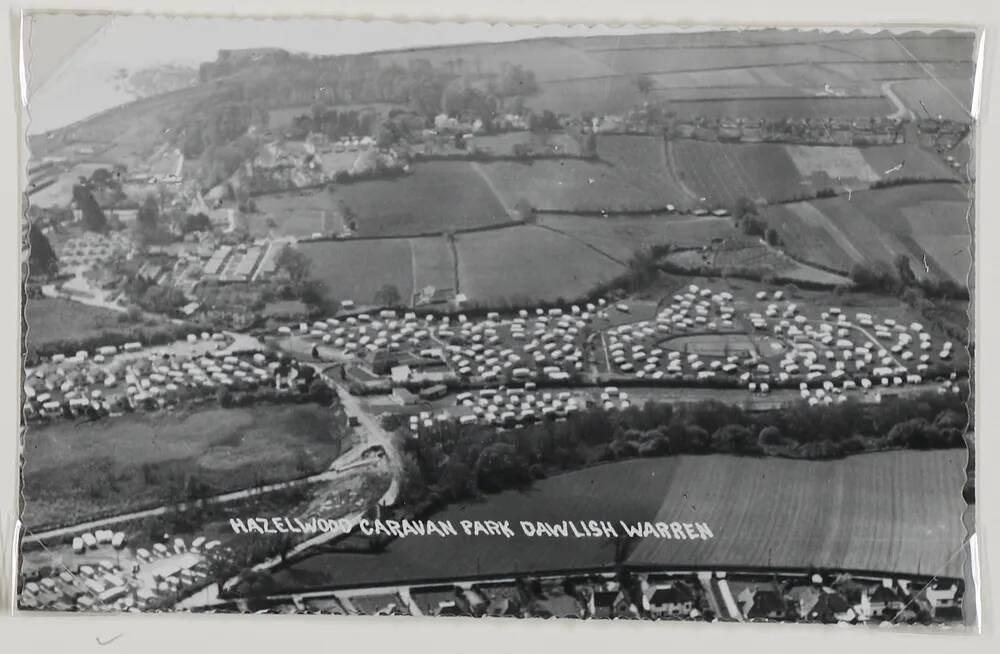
[297,218,524,244]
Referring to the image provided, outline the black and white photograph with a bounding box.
[16,13,978,627]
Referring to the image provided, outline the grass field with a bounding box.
[763,184,972,284]
[890,78,975,122]
[299,239,414,306]
[271,450,965,591]
[409,236,456,297]
[24,298,127,353]
[672,140,805,206]
[22,404,345,529]
[475,159,675,212]
[596,134,695,208]
[470,131,581,157]
[455,225,625,304]
[537,215,739,263]
[333,161,509,237]
[666,97,895,120]
[673,140,959,207]
[254,189,343,237]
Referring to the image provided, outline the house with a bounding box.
[924,580,961,617]
[419,384,448,401]
[868,585,906,618]
[391,387,418,406]
[646,581,695,618]
[808,591,855,623]
[786,583,822,619]
[744,588,788,620]
[390,365,412,385]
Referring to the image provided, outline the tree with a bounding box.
[711,424,755,454]
[27,222,57,277]
[275,244,311,283]
[72,184,108,232]
[732,196,757,223]
[308,378,335,405]
[758,425,784,446]
[374,283,403,307]
[183,213,212,233]
[633,73,654,96]
[475,442,529,493]
[894,253,916,286]
[135,194,160,245]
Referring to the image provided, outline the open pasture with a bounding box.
[538,214,738,263]
[668,96,895,121]
[299,239,414,306]
[334,161,509,237]
[764,184,971,285]
[455,225,625,304]
[254,189,342,237]
[469,131,581,157]
[474,158,676,213]
[890,78,975,122]
[596,134,695,207]
[409,236,457,299]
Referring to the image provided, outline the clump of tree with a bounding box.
[373,283,403,308]
[274,244,334,314]
[27,222,58,278]
[72,184,108,232]
[633,73,655,97]
[732,196,765,237]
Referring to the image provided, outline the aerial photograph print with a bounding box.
[16,14,978,627]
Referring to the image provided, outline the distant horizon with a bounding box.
[23,16,976,135]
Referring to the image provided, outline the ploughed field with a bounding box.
[272,450,966,590]
[21,404,345,530]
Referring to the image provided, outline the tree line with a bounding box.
[395,390,969,517]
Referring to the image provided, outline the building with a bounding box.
[645,581,695,618]
[418,384,448,401]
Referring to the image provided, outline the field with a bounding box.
[673,141,957,208]
[299,239,414,306]
[254,189,343,237]
[628,451,966,578]
[455,225,625,304]
[596,134,695,207]
[24,298,127,353]
[474,159,677,212]
[890,78,975,122]
[333,161,510,237]
[671,140,805,206]
[469,131,581,157]
[763,184,972,284]
[664,97,895,120]
[21,404,345,529]
[537,215,739,263]
[409,236,456,298]
[271,450,965,591]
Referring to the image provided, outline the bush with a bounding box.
[758,426,784,446]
